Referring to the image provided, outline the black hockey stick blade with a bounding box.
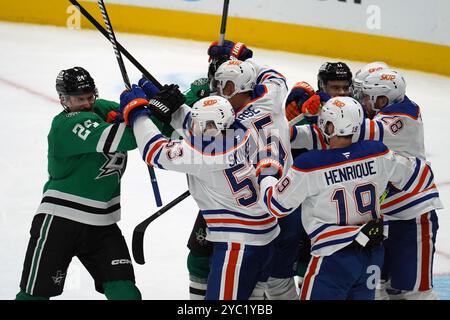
[132,190,191,264]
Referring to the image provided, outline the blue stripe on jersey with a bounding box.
[152,149,164,169]
[201,209,271,220]
[142,134,164,161]
[208,223,278,235]
[376,120,384,141]
[182,111,191,131]
[256,69,283,83]
[309,224,334,239]
[379,96,419,119]
[293,140,388,171]
[310,125,318,150]
[311,234,357,252]
[425,168,434,189]
[270,195,292,213]
[252,84,266,99]
[402,158,421,191]
[383,192,440,216]
[358,120,366,141]
[290,125,298,142]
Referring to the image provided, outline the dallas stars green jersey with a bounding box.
[36,99,137,226]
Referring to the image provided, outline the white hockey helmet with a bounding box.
[190,95,235,136]
[353,61,389,103]
[362,68,406,111]
[214,59,257,99]
[318,96,364,141]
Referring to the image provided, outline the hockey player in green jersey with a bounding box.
[16,67,141,300]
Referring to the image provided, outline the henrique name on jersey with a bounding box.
[324,160,377,185]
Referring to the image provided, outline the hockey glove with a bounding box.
[353,218,384,250]
[119,84,150,126]
[106,110,124,124]
[255,158,283,185]
[138,75,160,99]
[285,82,316,122]
[208,55,231,92]
[207,40,253,62]
[148,84,186,123]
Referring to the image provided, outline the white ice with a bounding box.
[0,22,449,300]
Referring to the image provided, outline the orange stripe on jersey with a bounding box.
[293,149,390,173]
[224,243,241,300]
[314,227,360,243]
[413,165,430,193]
[313,125,327,150]
[300,256,320,300]
[378,111,419,120]
[419,213,431,291]
[145,139,167,165]
[419,213,432,290]
[369,120,375,140]
[381,184,436,209]
[266,187,285,218]
[205,216,276,226]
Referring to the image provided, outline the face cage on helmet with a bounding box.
[191,119,222,137]
[352,80,364,103]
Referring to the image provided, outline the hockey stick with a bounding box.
[288,113,305,126]
[218,0,230,46]
[96,0,131,90]
[69,0,191,263]
[69,0,163,90]
[132,190,191,265]
[93,0,163,207]
[133,0,232,264]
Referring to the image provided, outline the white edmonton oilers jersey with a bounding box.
[290,96,443,220]
[259,140,435,256]
[235,59,292,174]
[133,110,280,246]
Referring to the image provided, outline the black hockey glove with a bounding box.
[208,55,230,92]
[148,84,186,123]
[353,218,384,250]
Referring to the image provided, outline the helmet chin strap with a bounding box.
[60,95,71,113]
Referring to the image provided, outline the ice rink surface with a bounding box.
[1,22,449,299]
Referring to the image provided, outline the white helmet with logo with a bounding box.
[318,96,364,141]
[353,61,389,103]
[214,59,256,99]
[362,68,406,111]
[190,95,235,136]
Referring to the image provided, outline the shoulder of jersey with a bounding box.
[378,96,419,119]
[293,140,388,172]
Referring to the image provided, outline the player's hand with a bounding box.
[138,75,160,100]
[119,84,150,126]
[148,84,186,123]
[255,158,283,185]
[285,82,316,121]
[301,95,321,115]
[353,218,384,249]
[106,110,124,124]
[207,40,253,62]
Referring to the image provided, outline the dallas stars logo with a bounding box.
[96,152,127,181]
[52,270,66,286]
